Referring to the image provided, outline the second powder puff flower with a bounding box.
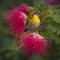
[19,32,50,56]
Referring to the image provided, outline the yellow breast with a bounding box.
[31,14,40,23]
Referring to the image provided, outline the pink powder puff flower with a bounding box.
[6,10,27,35]
[19,32,50,56]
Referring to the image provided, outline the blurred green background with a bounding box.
[0,0,60,60]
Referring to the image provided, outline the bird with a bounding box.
[25,6,40,31]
